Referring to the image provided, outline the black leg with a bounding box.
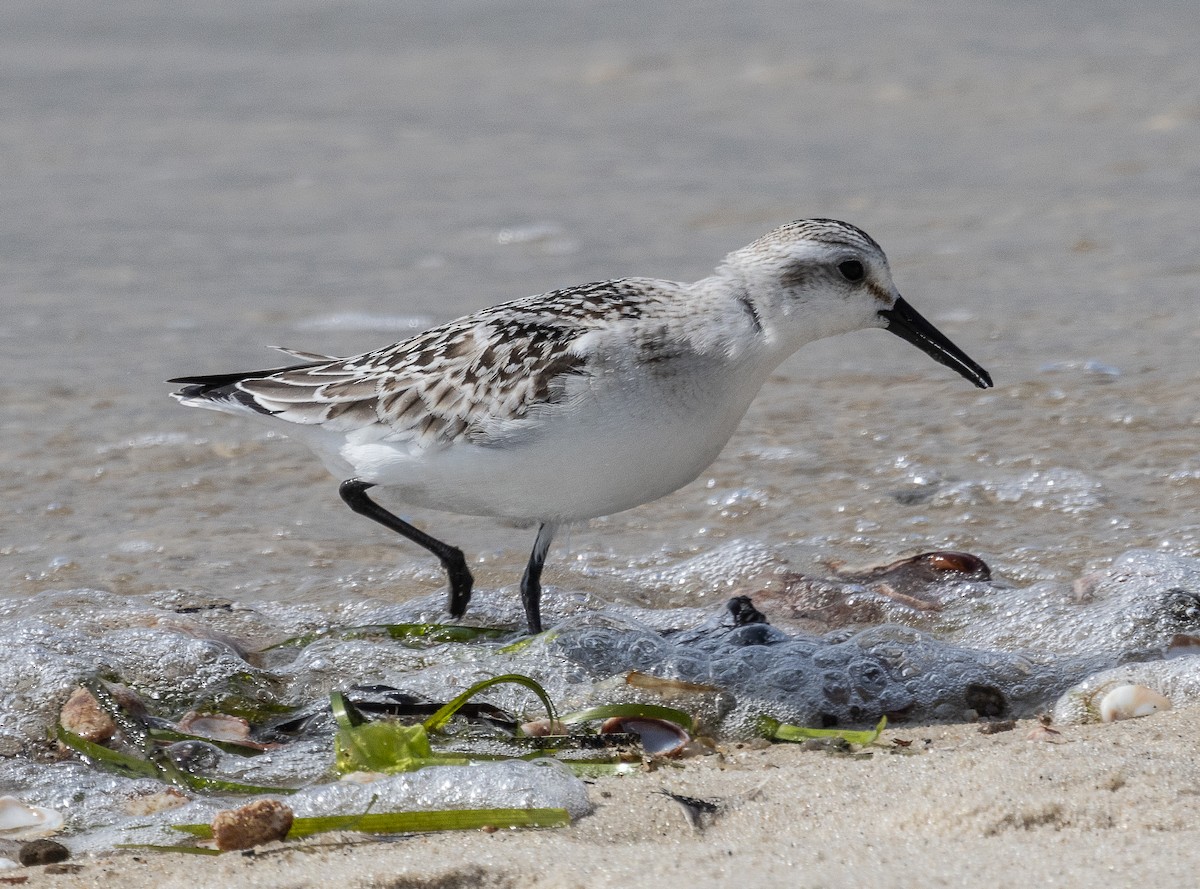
[520,522,558,634]
[338,479,473,619]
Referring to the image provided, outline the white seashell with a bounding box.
[0,858,20,870]
[177,711,253,743]
[519,718,568,737]
[0,796,65,838]
[600,717,690,757]
[1099,684,1172,723]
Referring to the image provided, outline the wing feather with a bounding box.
[173,278,687,449]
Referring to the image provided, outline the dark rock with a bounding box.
[18,839,69,867]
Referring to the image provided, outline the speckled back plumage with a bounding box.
[176,277,690,451]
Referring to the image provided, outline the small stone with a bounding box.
[42,864,82,875]
[210,800,293,851]
[0,738,23,758]
[18,840,69,867]
[121,788,189,817]
[59,688,115,743]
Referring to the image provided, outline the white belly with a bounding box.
[318,355,772,523]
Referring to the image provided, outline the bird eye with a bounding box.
[838,259,865,282]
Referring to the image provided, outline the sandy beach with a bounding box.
[4,0,1200,884]
[12,706,1199,888]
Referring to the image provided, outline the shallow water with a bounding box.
[5,0,1200,606]
[2,0,1200,849]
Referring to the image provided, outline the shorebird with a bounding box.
[170,219,992,633]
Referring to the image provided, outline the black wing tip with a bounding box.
[169,374,280,417]
[167,371,257,398]
[167,359,327,396]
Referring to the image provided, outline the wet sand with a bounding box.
[18,706,1200,887]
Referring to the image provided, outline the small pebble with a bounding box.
[121,788,189,817]
[42,864,82,875]
[978,720,1017,735]
[59,688,115,744]
[0,738,23,758]
[18,840,69,867]
[211,800,293,851]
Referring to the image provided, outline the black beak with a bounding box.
[879,296,993,389]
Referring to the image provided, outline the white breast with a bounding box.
[326,349,774,523]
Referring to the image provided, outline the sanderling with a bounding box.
[170,219,992,633]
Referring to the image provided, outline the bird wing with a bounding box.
[172,278,686,451]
